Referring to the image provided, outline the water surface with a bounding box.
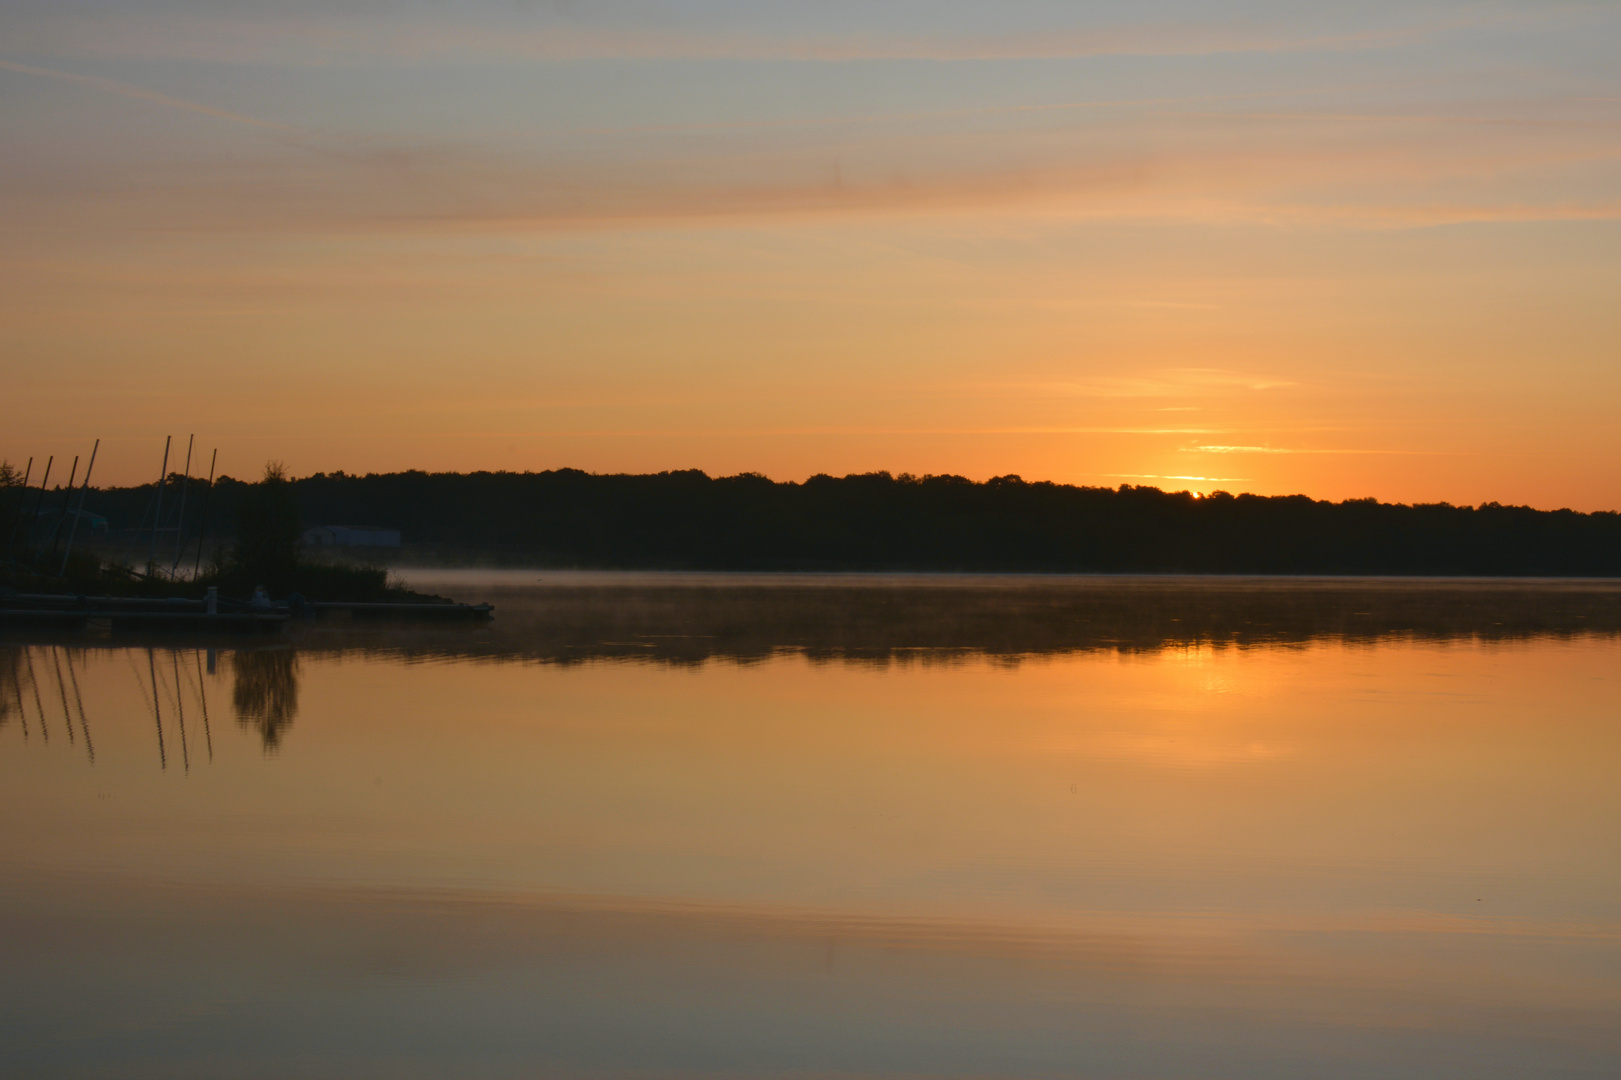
[4,575,1620,1078]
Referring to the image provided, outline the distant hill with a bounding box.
[68,468,1621,576]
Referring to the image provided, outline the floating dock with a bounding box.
[0,593,492,632]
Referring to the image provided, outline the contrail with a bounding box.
[0,57,295,132]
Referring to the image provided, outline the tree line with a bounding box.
[28,467,1613,576]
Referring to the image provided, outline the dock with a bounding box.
[0,592,493,632]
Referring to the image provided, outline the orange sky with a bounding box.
[2,2,1619,508]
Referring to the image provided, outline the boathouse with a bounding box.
[302,525,401,548]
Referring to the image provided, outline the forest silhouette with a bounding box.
[46,468,1621,576]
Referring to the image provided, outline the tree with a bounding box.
[230,461,301,593]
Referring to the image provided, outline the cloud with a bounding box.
[1103,473,1253,483]
[1185,445,1462,456]
[418,426,1247,439]
[0,6,1521,66]
[1038,371,1298,400]
[0,58,295,132]
[4,9,1619,237]
[1190,445,1297,454]
[7,123,1620,239]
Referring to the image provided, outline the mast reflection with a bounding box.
[1,648,28,739]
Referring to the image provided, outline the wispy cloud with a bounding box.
[1190,445,1297,454]
[1185,444,1463,456]
[4,47,1618,238]
[1037,370,1298,400]
[1126,300,1224,311]
[529,80,1402,141]
[0,58,295,132]
[1102,474,1254,483]
[428,426,1247,439]
[0,7,1531,66]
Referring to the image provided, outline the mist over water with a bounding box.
[4,575,1620,1078]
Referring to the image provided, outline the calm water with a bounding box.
[4,575,1621,1078]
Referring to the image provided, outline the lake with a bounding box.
[4,574,1620,1078]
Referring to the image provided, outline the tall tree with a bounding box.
[230,462,301,593]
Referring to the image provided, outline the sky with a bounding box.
[2,1,1619,508]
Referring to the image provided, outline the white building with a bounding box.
[302,525,401,548]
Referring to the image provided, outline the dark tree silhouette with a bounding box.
[73,468,1621,577]
[229,462,302,593]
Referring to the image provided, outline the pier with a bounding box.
[0,593,493,633]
